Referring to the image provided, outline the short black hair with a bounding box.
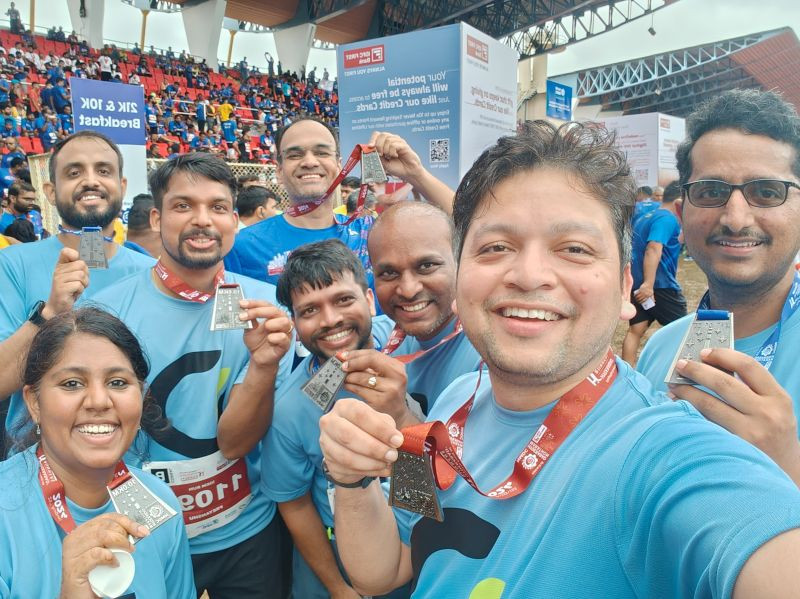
[127,193,155,231]
[49,130,123,183]
[276,239,367,314]
[676,89,800,185]
[236,186,276,218]
[637,186,653,196]
[148,153,237,210]
[8,180,34,196]
[9,157,23,169]
[341,176,360,189]
[662,181,681,203]
[346,189,377,214]
[3,218,35,242]
[275,116,339,163]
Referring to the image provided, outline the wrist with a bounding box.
[41,303,56,321]
[322,460,375,488]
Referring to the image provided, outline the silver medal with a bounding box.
[79,227,108,269]
[210,283,252,331]
[301,355,346,411]
[665,313,734,385]
[360,149,387,184]
[389,450,443,522]
[108,471,178,540]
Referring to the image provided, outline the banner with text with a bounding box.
[71,78,147,219]
[546,80,572,121]
[338,23,516,191]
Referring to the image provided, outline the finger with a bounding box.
[367,130,380,146]
[673,358,755,414]
[327,399,404,449]
[57,247,81,264]
[259,315,293,333]
[97,513,151,539]
[698,348,786,397]
[343,371,395,392]
[340,349,398,374]
[668,383,750,435]
[264,331,292,346]
[74,546,119,573]
[320,431,396,476]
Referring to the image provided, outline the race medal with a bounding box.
[78,226,108,269]
[210,283,252,331]
[108,470,178,539]
[389,449,443,522]
[360,148,387,184]
[301,355,346,412]
[665,310,734,385]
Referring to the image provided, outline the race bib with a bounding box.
[144,451,252,539]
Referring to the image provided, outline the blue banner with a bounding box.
[70,78,146,146]
[546,80,572,121]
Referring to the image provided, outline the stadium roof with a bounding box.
[158,0,679,58]
[564,27,800,117]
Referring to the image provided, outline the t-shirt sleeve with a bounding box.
[0,252,28,340]
[615,412,800,599]
[646,212,678,246]
[260,416,314,502]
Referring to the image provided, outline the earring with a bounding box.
[35,423,40,435]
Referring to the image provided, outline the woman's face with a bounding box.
[24,333,143,476]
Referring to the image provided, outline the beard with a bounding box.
[57,194,121,230]
[163,228,223,270]
[12,199,31,214]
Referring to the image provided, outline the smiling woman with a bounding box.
[0,307,195,598]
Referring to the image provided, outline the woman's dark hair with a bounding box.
[8,307,168,457]
[452,120,635,269]
[3,219,36,242]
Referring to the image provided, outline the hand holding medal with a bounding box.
[45,248,90,320]
[238,299,294,370]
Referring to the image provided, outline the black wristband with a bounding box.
[322,460,375,489]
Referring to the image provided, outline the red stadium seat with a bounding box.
[31,138,44,154]
[18,137,34,153]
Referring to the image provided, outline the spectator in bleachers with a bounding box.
[123,193,161,257]
[58,104,73,135]
[51,78,69,114]
[0,156,23,195]
[236,185,279,229]
[2,216,34,242]
[1,137,25,167]
[6,3,22,34]
[39,111,59,151]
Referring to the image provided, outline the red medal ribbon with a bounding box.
[154,260,225,303]
[399,349,617,499]
[36,445,131,534]
[283,144,377,225]
[381,319,464,365]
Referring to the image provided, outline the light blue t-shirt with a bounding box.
[89,268,294,555]
[1,236,154,432]
[261,315,394,528]
[224,213,374,287]
[637,307,800,418]
[0,446,195,598]
[388,317,481,415]
[393,359,800,598]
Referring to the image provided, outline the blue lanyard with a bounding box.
[698,271,800,371]
[58,225,114,243]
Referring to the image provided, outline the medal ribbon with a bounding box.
[58,225,115,243]
[697,271,800,370]
[399,349,617,500]
[37,445,130,535]
[381,319,464,365]
[153,259,225,303]
[283,144,378,225]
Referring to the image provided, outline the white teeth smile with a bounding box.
[501,307,561,321]
[300,174,322,180]
[77,424,118,435]
[400,302,430,312]
[80,194,101,201]
[718,240,760,247]
[322,329,352,342]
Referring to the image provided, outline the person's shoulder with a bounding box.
[113,244,156,267]
[0,447,37,504]
[641,313,693,356]
[0,235,59,264]
[90,268,151,304]
[426,369,484,421]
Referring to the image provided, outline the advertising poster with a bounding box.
[546,80,573,121]
[657,114,686,186]
[70,78,148,220]
[596,113,659,188]
[338,23,516,191]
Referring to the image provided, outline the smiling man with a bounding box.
[0,131,153,440]
[637,89,800,485]
[91,153,294,598]
[316,121,800,598]
[262,239,414,599]
[368,201,481,414]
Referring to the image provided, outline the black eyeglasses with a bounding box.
[682,179,800,208]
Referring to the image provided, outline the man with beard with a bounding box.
[637,89,800,486]
[91,153,295,597]
[0,131,153,438]
[368,202,481,414]
[315,122,800,597]
[262,239,415,599]
[0,180,36,234]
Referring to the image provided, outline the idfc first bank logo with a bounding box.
[344,44,385,69]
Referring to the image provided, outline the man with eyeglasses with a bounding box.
[223,117,454,287]
[638,89,800,486]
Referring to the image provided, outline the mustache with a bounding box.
[180,228,222,244]
[707,226,770,245]
[72,187,108,202]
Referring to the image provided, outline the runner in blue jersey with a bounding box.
[1,308,194,598]
[637,89,800,486]
[368,202,481,414]
[317,121,800,597]
[90,153,294,598]
[0,132,153,444]
[223,117,455,287]
[263,239,418,599]
[632,184,659,225]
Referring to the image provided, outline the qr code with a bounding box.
[429,138,450,163]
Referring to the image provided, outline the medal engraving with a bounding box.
[108,471,178,541]
[389,450,443,521]
[665,315,734,384]
[360,150,387,184]
[301,356,346,411]
[210,283,252,331]
[79,227,107,269]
